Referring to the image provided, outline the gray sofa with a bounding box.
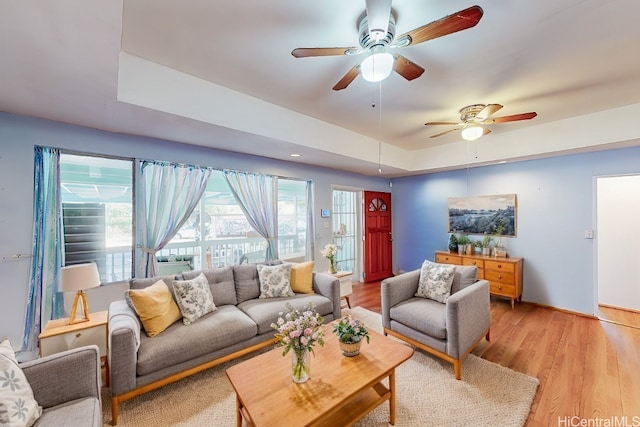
[20,345,102,426]
[381,264,490,380]
[108,263,340,425]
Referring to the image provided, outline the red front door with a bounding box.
[363,191,392,282]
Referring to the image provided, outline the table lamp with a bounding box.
[60,262,101,324]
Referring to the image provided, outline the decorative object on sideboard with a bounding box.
[481,235,494,256]
[448,233,458,253]
[455,234,470,255]
[60,262,101,324]
[493,223,507,257]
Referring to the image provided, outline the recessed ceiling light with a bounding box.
[290,153,301,157]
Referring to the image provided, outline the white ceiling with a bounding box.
[2,0,640,177]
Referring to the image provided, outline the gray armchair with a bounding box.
[381,265,490,379]
[20,345,102,426]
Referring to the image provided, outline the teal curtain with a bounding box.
[223,170,279,261]
[22,146,65,353]
[137,161,211,277]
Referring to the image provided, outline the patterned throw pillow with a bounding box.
[0,338,42,427]
[416,260,456,303]
[126,280,182,337]
[290,261,315,294]
[257,263,294,298]
[172,273,217,325]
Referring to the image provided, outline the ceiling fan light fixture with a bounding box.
[361,50,394,82]
[461,125,484,141]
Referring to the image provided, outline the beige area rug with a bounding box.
[102,307,538,426]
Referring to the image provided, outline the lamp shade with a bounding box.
[60,263,101,292]
[461,126,484,141]
[361,50,394,82]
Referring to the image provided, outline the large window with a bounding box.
[57,153,311,280]
[59,154,134,282]
[159,171,310,273]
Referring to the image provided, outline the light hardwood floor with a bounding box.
[349,280,640,426]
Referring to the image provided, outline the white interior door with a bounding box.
[596,175,640,311]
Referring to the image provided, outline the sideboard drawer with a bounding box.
[485,270,515,285]
[484,260,515,273]
[435,253,462,265]
[490,282,516,297]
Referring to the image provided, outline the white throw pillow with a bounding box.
[257,263,294,298]
[172,273,217,325]
[416,260,456,303]
[0,338,42,427]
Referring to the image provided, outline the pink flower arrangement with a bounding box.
[271,303,325,356]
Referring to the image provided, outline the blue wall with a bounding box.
[3,111,640,345]
[392,146,640,315]
[0,112,390,345]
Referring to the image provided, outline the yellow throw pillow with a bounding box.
[290,261,315,294]
[126,280,182,337]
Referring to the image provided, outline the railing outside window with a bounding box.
[105,234,303,281]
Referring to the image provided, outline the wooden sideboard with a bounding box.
[435,251,523,308]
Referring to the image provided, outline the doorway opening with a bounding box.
[595,174,640,329]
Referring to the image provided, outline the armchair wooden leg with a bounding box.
[453,360,461,380]
[111,397,119,425]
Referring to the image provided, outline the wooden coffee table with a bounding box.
[225,325,413,426]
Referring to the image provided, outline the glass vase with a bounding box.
[291,348,310,383]
[330,259,338,274]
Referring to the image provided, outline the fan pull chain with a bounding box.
[378,81,382,174]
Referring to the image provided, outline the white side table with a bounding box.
[331,271,353,309]
[39,310,109,385]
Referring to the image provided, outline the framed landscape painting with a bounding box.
[448,194,517,236]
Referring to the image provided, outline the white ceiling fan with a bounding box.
[291,0,484,90]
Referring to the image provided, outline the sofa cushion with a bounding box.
[290,261,315,294]
[451,265,479,294]
[129,275,179,301]
[257,264,294,298]
[238,294,334,335]
[136,306,257,376]
[416,260,456,303]
[233,264,261,303]
[172,273,217,325]
[180,267,237,306]
[390,298,447,340]
[126,280,182,337]
[0,338,42,427]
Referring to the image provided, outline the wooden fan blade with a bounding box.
[333,65,360,91]
[425,121,460,126]
[475,104,503,121]
[430,128,460,138]
[393,55,425,81]
[396,5,483,47]
[482,127,492,136]
[291,47,358,58]
[490,112,537,123]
